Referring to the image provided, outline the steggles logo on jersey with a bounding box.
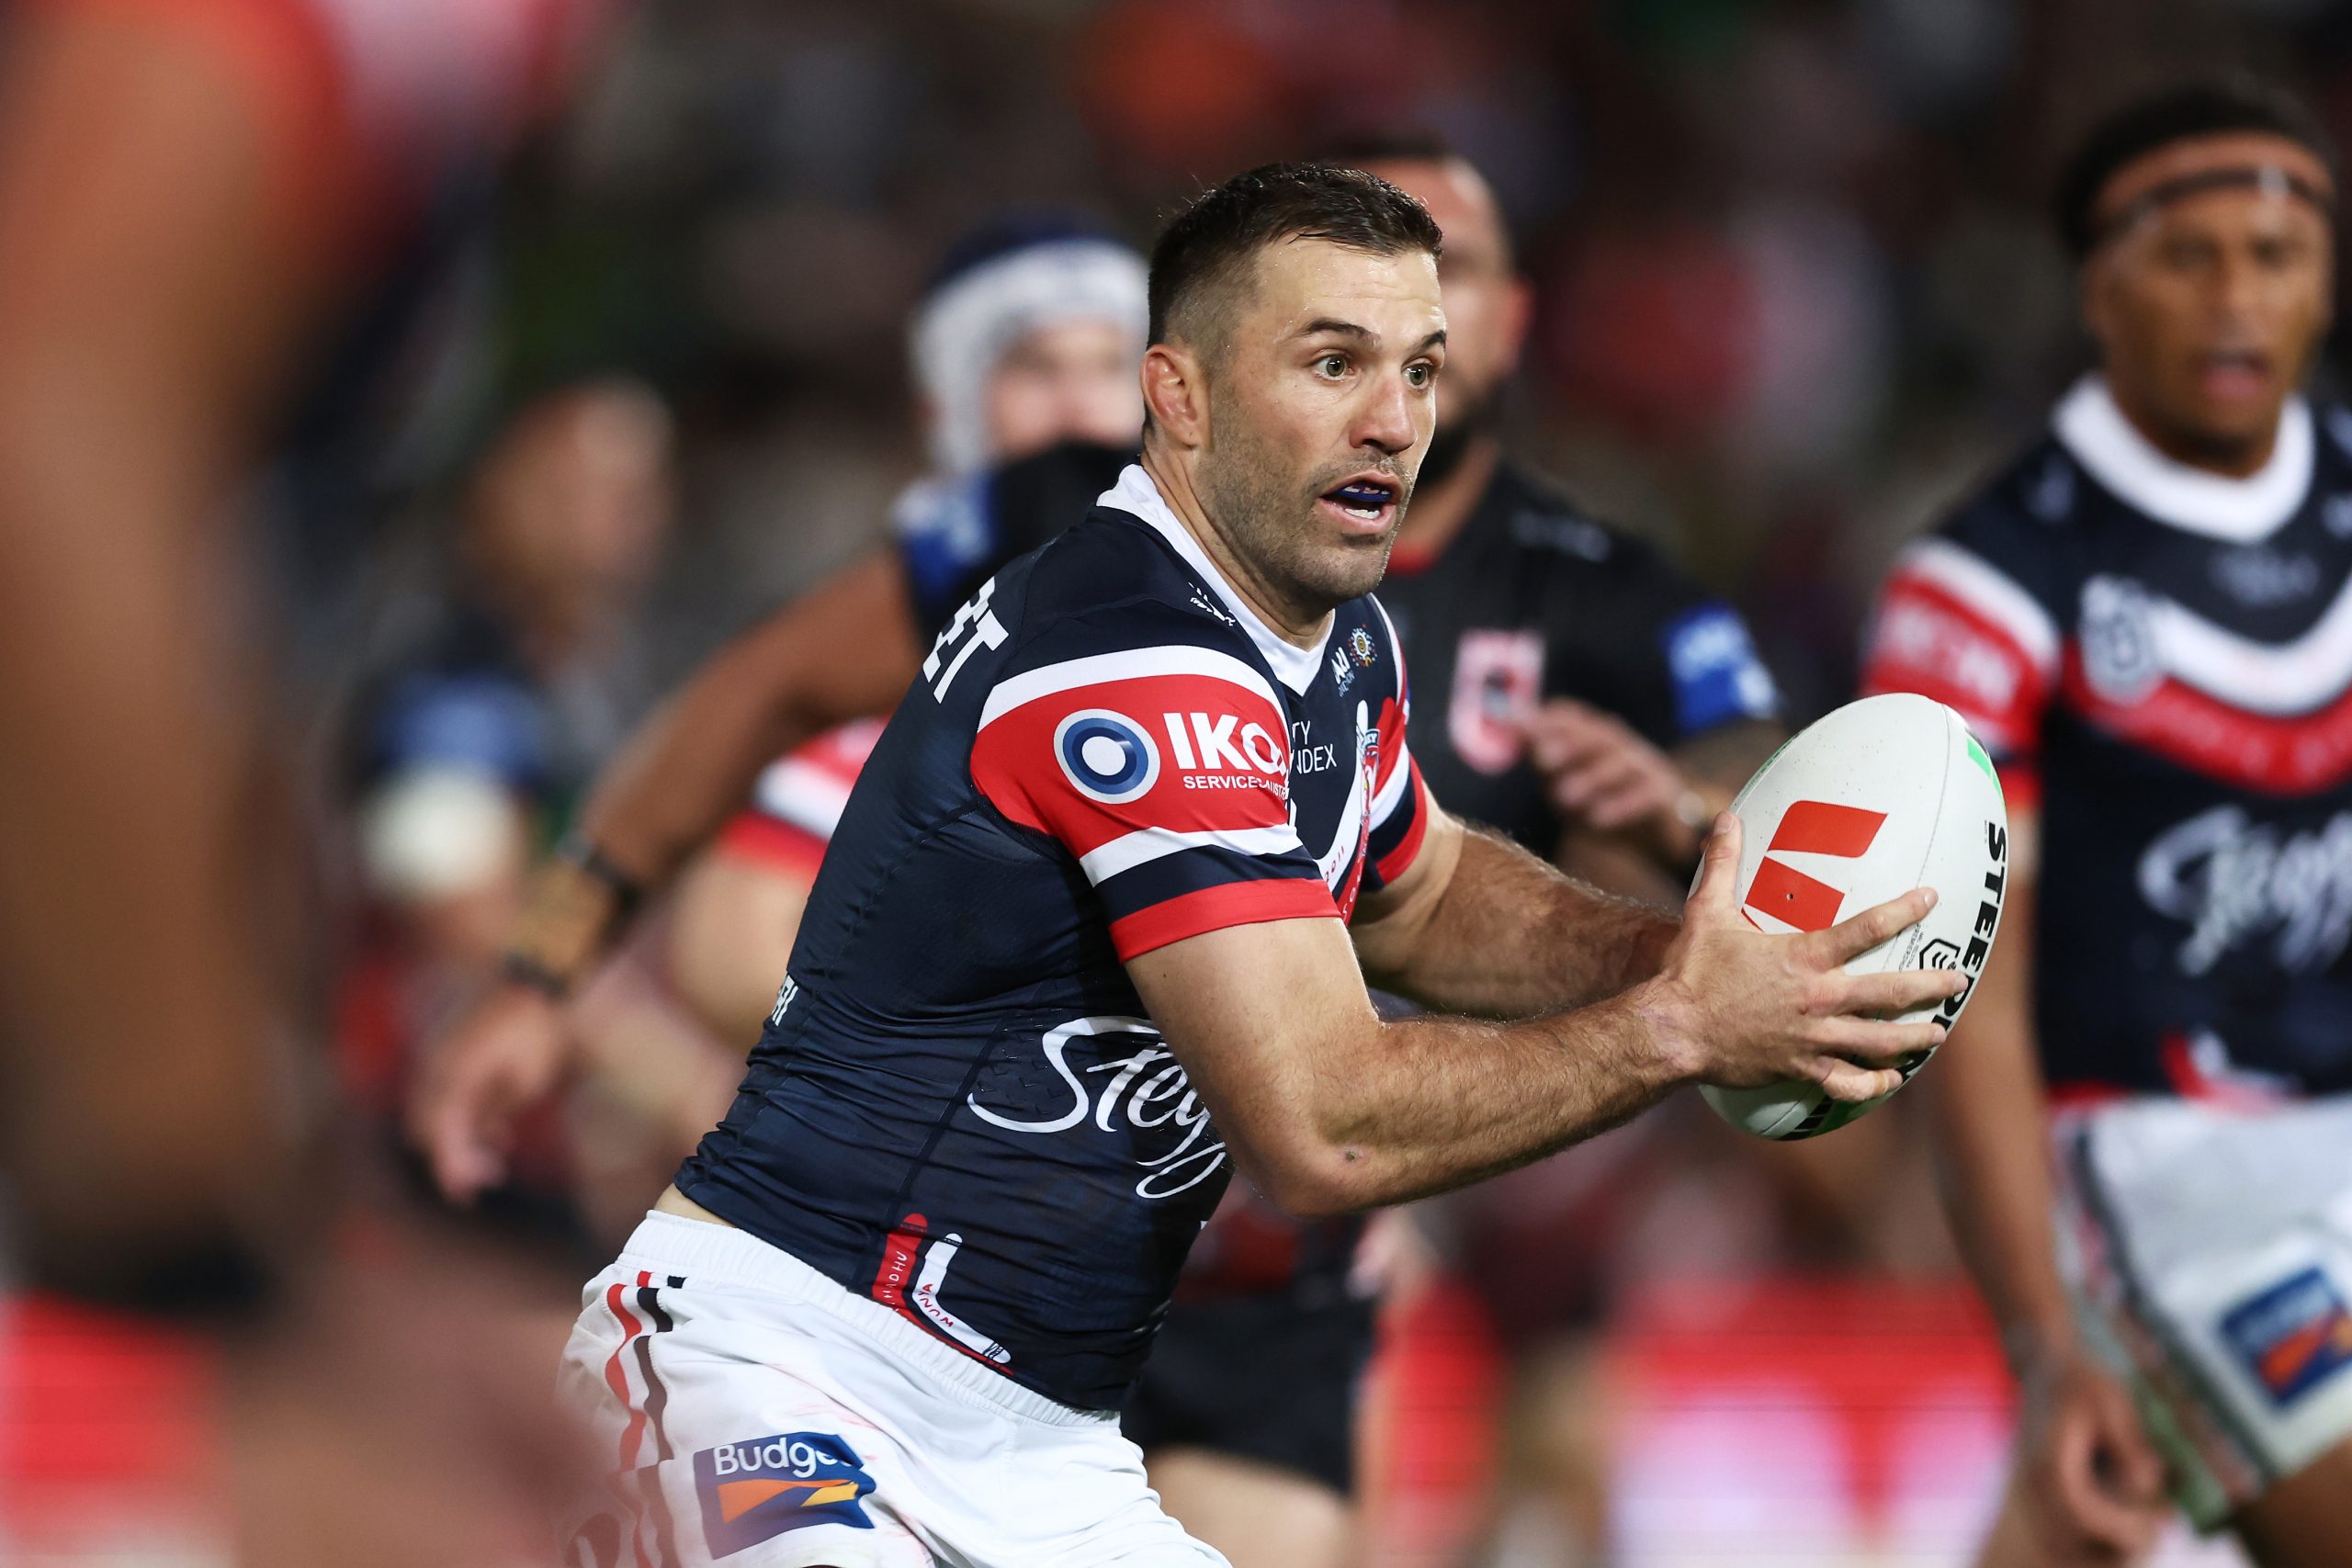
[693,1430,876,1556]
[1743,801,1888,933]
[965,1015,1226,1199]
[2137,805,2352,976]
[1054,710,1159,804]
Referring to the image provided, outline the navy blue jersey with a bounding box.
[677,464,1430,1411]
[1862,377,2352,1100]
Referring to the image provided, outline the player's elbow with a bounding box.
[1235,1136,1380,1220]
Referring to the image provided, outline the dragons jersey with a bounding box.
[1376,461,1781,857]
[1861,375,2352,1100]
[676,463,1430,1411]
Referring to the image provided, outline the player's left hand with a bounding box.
[1522,698,1706,868]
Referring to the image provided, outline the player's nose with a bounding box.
[1351,371,1419,457]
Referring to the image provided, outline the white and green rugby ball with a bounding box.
[1697,693,2010,1141]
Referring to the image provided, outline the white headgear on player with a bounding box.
[910,221,1148,477]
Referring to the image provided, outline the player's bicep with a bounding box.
[1350,793,1465,981]
[1125,916,1378,1204]
[739,547,923,728]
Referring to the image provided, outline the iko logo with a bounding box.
[1744,801,1888,932]
[1161,711,1284,778]
[693,1430,876,1556]
[1055,710,1159,804]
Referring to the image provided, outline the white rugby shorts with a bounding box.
[556,1212,1230,1568]
[2052,1094,2352,1529]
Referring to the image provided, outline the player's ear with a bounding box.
[1141,343,1207,448]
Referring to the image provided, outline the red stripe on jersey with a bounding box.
[1372,765,1430,886]
[1861,570,2050,760]
[2061,654,2352,795]
[971,671,1291,857]
[716,811,828,881]
[1107,877,1337,960]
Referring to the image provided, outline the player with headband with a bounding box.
[1863,77,2352,1568]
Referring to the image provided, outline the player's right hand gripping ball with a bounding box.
[1699,693,2010,1140]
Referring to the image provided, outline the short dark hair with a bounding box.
[1147,162,1443,347]
[2056,75,2338,256]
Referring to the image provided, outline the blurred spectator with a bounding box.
[342,379,675,1125]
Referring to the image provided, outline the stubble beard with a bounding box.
[1198,411,1408,621]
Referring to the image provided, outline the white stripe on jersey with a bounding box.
[2055,376,2313,544]
[978,646,1282,730]
[2143,571,2352,715]
[752,758,856,840]
[1076,823,1305,884]
[1899,538,2063,674]
[1368,738,1415,829]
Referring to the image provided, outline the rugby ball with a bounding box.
[1696,693,2009,1141]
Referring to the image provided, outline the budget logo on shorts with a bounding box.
[2220,1267,2352,1408]
[693,1431,876,1555]
[1055,709,1159,803]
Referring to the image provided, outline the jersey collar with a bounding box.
[1100,463,1334,694]
[2052,374,2313,543]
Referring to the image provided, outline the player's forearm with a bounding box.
[1361,822,1678,1017]
[1265,984,1697,1214]
[1925,879,2075,1374]
[513,549,920,985]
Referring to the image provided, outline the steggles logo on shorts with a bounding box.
[694,1431,876,1556]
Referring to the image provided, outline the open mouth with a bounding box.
[2199,347,2275,399]
[1318,474,1402,531]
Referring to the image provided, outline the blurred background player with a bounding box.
[0,0,622,1562]
[1863,77,2352,1568]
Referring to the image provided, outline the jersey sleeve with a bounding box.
[1555,535,1782,748]
[1859,521,2062,807]
[968,614,1336,961]
[1362,597,1430,894]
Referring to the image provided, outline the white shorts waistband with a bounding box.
[612,1210,1117,1429]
